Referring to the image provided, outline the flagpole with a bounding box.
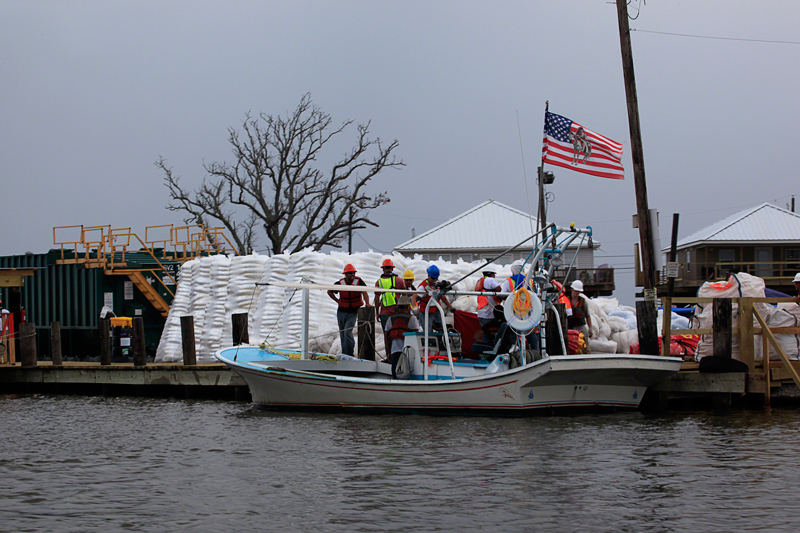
[538,101,549,234]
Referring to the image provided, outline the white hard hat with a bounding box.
[794,273,800,283]
[482,264,497,274]
[571,280,584,292]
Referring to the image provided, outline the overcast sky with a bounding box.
[2,1,798,304]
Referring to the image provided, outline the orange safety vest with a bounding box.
[475,277,501,309]
[336,276,365,310]
[387,313,413,341]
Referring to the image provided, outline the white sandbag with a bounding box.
[589,338,618,353]
[611,330,638,354]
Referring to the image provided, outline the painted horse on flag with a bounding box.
[569,126,591,164]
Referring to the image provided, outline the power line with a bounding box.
[632,28,800,45]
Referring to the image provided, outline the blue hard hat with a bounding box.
[427,265,440,279]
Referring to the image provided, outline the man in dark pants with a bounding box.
[327,264,371,356]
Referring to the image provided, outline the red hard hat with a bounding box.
[343,264,357,274]
[381,258,394,268]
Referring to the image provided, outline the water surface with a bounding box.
[2,394,799,532]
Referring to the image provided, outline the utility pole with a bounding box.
[348,207,353,254]
[616,0,657,296]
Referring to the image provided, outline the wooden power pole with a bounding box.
[616,0,657,296]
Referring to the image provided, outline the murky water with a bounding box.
[2,394,800,532]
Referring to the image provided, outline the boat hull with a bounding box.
[217,348,681,414]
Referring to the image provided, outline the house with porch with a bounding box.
[393,200,614,296]
[659,203,800,296]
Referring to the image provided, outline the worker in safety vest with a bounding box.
[568,280,592,353]
[328,264,371,356]
[474,264,502,328]
[501,261,541,351]
[384,295,421,378]
[413,264,454,334]
[374,258,406,359]
[501,260,526,293]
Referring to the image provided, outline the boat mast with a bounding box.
[615,0,657,297]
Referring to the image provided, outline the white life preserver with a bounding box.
[503,288,542,332]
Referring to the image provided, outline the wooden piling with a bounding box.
[357,306,376,361]
[132,317,147,367]
[50,321,62,366]
[99,318,111,366]
[20,322,37,367]
[713,298,732,358]
[180,315,197,366]
[636,300,659,355]
[232,313,249,346]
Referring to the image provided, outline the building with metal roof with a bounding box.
[659,203,800,295]
[394,200,613,295]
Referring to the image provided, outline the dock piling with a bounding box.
[232,313,249,346]
[50,321,62,366]
[357,306,376,361]
[132,317,146,366]
[180,315,197,365]
[20,322,37,367]
[99,319,111,366]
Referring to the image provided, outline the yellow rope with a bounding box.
[511,288,533,320]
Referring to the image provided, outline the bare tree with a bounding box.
[157,93,403,255]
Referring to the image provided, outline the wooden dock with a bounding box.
[0,361,251,401]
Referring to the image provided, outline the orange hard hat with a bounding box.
[343,264,357,274]
[381,258,394,268]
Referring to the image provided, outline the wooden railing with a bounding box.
[659,260,800,285]
[660,296,800,402]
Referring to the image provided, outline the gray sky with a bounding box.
[2,1,798,305]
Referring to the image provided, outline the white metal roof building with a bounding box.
[660,203,800,291]
[668,203,800,251]
[394,200,598,268]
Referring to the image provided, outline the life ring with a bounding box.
[503,287,542,332]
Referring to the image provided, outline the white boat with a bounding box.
[215,223,682,415]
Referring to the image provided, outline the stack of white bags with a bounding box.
[156,251,677,363]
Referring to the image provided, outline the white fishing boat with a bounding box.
[216,223,682,414]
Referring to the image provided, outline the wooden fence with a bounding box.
[661,296,800,404]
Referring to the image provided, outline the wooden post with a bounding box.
[132,317,147,367]
[636,301,659,355]
[546,303,567,355]
[713,298,732,358]
[180,315,197,366]
[660,297,672,357]
[50,321,63,366]
[232,312,249,346]
[357,306,376,361]
[763,332,771,407]
[99,318,111,366]
[666,214,680,298]
[738,298,755,371]
[616,0,656,292]
[20,322,37,367]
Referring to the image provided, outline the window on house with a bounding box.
[719,249,735,263]
[686,250,691,272]
[439,254,451,262]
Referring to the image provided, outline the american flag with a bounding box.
[541,111,624,180]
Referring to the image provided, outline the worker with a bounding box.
[475,264,502,328]
[413,264,454,334]
[501,260,526,293]
[403,270,416,291]
[568,280,592,353]
[374,258,406,360]
[384,295,421,378]
[327,264,371,357]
